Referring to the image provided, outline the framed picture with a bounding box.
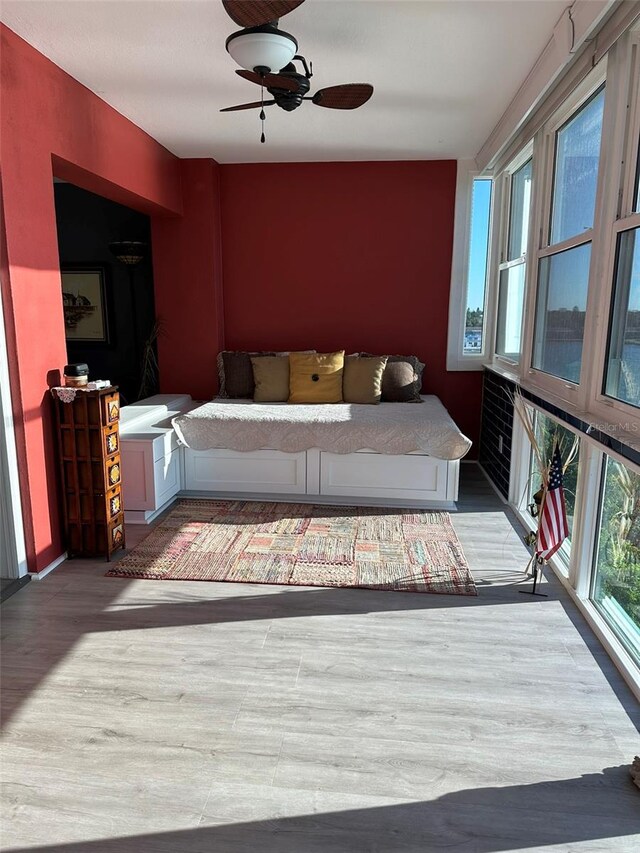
[61,266,110,343]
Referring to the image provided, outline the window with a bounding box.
[532,84,605,386]
[463,178,492,354]
[550,87,605,244]
[526,412,579,560]
[591,456,640,663]
[604,227,640,407]
[496,156,532,361]
[599,55,640,414]
[447,167,494,370]
[496,265,525,359]
[507,159,533,261]
[533,242,591,383]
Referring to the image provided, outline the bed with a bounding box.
[172,396,471,509]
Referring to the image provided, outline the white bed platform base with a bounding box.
[182,447,459,510]
[119,395,460,523]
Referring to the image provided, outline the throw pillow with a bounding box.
[343,355,388,404]
[288,351,345,404]
[219,351,274,398]
[251,355,290,402]
[216,352,227,397]
[361,353,424,402]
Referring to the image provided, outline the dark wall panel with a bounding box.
[479,370,515,499]
[54,182,156,405]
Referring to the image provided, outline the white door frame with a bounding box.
[0,280,28,579]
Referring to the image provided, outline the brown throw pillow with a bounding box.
[251,356,290,402]
[343,355,388,404]
[216,352,228,397]
[219,351,274,398]
[361,353,424,402]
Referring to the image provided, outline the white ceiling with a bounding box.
[1,0,568,163]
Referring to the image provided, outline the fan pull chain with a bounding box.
[260,80,266,144]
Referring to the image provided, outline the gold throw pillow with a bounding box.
[343,355,388,404]
[251,356,290,402]
[288,351,345,404]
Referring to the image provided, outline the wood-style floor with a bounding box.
[1,465,639,852]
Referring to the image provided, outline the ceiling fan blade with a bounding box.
[220,100,276,112]
[312,84,374,110]
[222,0,305,28]
[236,69,299,92]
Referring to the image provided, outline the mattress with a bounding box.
[172,396,471,461]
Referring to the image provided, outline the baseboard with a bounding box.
[31,552,68,580]
[477,463,509,504]
[0,575,31,603]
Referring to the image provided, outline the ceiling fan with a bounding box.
[220,0,374,143]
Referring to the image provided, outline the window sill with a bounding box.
[483,360,520,384]
[446,356,488,372]
[484,365,640,467]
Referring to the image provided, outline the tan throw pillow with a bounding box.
[343,355,388,404]
[251,356,290,402]
[288,351,345,404]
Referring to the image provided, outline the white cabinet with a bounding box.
[319,450,455,502]
[120,395,195,524]
[182,446,459,507]
[184,448,307,494]
[155,448,182,508]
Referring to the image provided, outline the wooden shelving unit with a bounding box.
[53,387,125,560]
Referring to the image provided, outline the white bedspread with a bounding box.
[172,396,471,460]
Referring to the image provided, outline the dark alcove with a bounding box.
[53,181,157,405]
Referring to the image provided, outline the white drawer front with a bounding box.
[121,445,154,510]
[320,452,450,501]
[151,430,180,462]
[154,447,182,507]
[185,449,307,494]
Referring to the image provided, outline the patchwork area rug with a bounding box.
[106,499,476,595]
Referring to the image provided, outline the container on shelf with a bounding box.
[64,363,89,388]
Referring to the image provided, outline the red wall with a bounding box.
[0,25,223,571]
[153,160,225,400]
[220,162,482,451]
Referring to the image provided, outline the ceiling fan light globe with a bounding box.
[226,28,298,73]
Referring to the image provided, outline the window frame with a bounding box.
[521,63,608,409]
[493,143,534,368]
[574,438,640,683]
[588,451,640,664]
[446,162,498,371]
[589,32,640,426]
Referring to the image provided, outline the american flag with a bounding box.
[536,440,569,561]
